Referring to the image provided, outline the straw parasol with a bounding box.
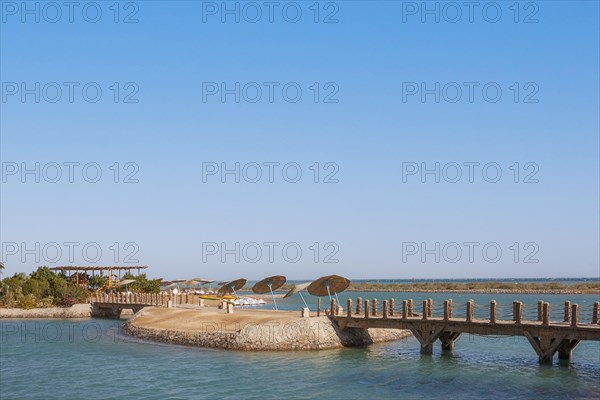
[192,278,215,284]
[217,278,247,296]
[283,282,310,309]
[252,275,286,310]
[307,275,351,303]
[117,279,136,286]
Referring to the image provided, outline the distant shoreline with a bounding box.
[344,288,599,295]
[252,288,599,295]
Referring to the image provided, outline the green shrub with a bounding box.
[19,294,38,309]
[61,285,88,307]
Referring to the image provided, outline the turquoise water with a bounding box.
[1,292,599,399]
[252,291,600,322]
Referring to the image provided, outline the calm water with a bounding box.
[2,291,599,399]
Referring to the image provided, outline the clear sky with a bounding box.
[1,1,598,280]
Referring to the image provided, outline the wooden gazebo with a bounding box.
[49,266,148,288]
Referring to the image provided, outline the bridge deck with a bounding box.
[334,315,600,341]
[330,297,600,364]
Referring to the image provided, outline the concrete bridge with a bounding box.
[90,292,169,317]
[331,298,600,365]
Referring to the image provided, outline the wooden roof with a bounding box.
[49,266,148,271]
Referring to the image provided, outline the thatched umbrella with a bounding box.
[252,275,286,310]
[217,278,247,297]
[283,282,310,308]
[307,275,350,304]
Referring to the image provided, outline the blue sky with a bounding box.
[1,1,599,280]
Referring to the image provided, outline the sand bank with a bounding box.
[123,307,410,350]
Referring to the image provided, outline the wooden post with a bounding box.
[383,300,388,319]
[427,298,433,318]
[564,301,571,322]
[444,300,451,321]
[514,301,522,324]
[356,297,362,314]
[317,297,321,316]
[408,299,413,317]
[422,300,428,320]
[490,300,496,323]
[331,298,337,316]
[571,304,579,327]
[542,302,550,326]
[364,300,370,319]
[347,299,352,317]
[372,299,378,316]
[537,300,543,321]
[466,300,473,322]
[402,300,408,319]
[389,299,394,316]
[593,302,599,324]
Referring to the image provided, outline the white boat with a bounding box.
[232,297,267,306]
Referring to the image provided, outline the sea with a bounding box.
[1,279,599,399]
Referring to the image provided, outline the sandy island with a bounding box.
[123,306,410,351]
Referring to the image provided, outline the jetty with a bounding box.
[331,297,600,364]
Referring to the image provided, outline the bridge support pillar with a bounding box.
[407,324,445,355]
[557,339,580,362]
[440,332,461,353]
[524,332,567,365]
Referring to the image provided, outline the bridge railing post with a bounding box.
[383,300,388,319]
[347,299,352,317]
[427,299,433,318]
[593,302,600,324]
[364,300,370,319]
[466,300,474,322]
[402,300,408,320]
[564,301,571,322]
[571,304,579,327]
[389,299,394,316]
[444,300,450,321]
[490,300,496,323]
[356,297,362,314]
[422,300,428,320]
[408,299,413,317]
[542,302,550,326]
[513,301,522,324]
[372,299,378,316]
[537,300,543,321]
